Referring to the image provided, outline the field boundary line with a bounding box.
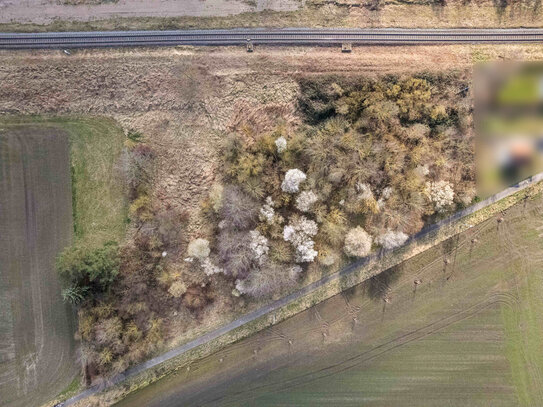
[57,172,543,407]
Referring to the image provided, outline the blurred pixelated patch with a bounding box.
[475,62,543,197]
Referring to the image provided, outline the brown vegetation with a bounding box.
[190,73,474,304]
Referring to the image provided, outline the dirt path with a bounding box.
[0,0,301,24]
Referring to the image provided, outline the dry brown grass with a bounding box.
[2,43,543,233]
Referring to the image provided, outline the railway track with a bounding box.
[1,28,543,49]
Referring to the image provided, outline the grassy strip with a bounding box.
[0,116,127,247]
[56,377,82,401]
[68,179,543,407]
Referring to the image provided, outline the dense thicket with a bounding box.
[209,73,474,300]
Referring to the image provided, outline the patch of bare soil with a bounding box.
[0,127,77,407]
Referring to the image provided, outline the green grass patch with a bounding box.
[56,376,82,399]
[0,116,127,247]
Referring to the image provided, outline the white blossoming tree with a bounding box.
[249,229,269,265]
[201,257,223,276]
[295,190,318,212]
[426,180,455,212]
[283,215,318,263]
[282,169,307,193]
[344,226,372,257]
[259,196,275,224]
[275,136,287,154]
[376,230,408,250]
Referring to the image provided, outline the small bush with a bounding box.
[209,183,224,213]
[168,280,187,298]
[129,194,153,223]
[182,284,213,311]
[220,185,259,230]
[376,230,409,250]
[275,136,287,153]
[426,180,455,212]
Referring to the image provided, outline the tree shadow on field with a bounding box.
[341,283,359,303]
[365,264,403,301]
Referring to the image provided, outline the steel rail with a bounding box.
[1,28,543,49]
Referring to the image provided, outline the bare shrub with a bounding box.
[236,263,302,298]
[154,208,187,249]
[116,144,155,199]
[220,185,259,230]
[217,230,255,278]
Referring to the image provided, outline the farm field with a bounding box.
[0,125,76,407]
[115,192,543,407]
[0,117,127,406]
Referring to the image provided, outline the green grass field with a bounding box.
[0,116,127,247]
[116,192,543,407]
